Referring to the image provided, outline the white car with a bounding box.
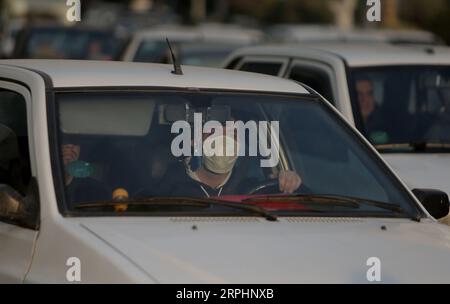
[265,25,443,45]
[224,43,450,225]
[120,25,263,67]
[0,59,449,283]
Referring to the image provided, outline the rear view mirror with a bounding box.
[206,105,231,123]
[412,188,449,219]
[164,104,231,123]
[164,104,187,122]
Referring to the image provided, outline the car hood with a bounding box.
[78,217,450,283]
[382,153,450,225]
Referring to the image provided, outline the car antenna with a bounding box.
[166,38,183,75]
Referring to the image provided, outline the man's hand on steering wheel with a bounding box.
[278,170,302,194]
[246,170,304,195]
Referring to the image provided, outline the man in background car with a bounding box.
[355,77,385,137]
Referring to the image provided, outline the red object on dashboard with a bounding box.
[214,195,309,211]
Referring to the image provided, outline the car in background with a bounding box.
[265,25,444,45]
[120,24,263,67]
[224,43,450,225]
[0,19,26,59]
[0,59,449,283]
[119,26,200,63]
[12,24,127,60]
[178,41,249,67]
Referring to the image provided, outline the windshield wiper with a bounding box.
[242,194,410,215]
[375,142,450,152]
[75,196,278,221]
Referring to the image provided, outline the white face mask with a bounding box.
[202,135,238,174]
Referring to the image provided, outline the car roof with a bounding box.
[229,43,450,67]
[265,25,442,45]
[0,59,309,94]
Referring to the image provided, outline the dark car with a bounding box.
[13,24,126,60]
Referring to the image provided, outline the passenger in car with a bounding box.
[62,143,111,205]
[0,125,19,181]
[62,144,80,186]
[0,124,22,190]
[355,77,385,137]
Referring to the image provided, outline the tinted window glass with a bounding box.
[0,90,31,195]
[350,66,450,149]
[289,65,334,104]
[21,28,120,60]
[239,62,282,76]
[134,41,169,63]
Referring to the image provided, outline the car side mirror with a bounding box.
[412,188,449,220]
[0,184,26,220]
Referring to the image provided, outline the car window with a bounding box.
[181,50,230,67]
[53,90,419,218]
[0,90,31,191]
[133,41,170,63]
[288,65,334,104]
[239,61,283,76]
[19,28,120,60]
[350,66,450,149]
[0,89,33,223]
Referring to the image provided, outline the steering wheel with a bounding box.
[247,179,312,195]
[247,180,279,195]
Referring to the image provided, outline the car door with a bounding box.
[0,80,39,283]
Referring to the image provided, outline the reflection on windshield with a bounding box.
[55,91,418,217]
[351,66,450,149]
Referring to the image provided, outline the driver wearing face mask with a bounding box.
[164,124,302,198]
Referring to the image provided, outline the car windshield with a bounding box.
[350,66,450,151]
[53,90,419,218]
[23,28,121,60]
